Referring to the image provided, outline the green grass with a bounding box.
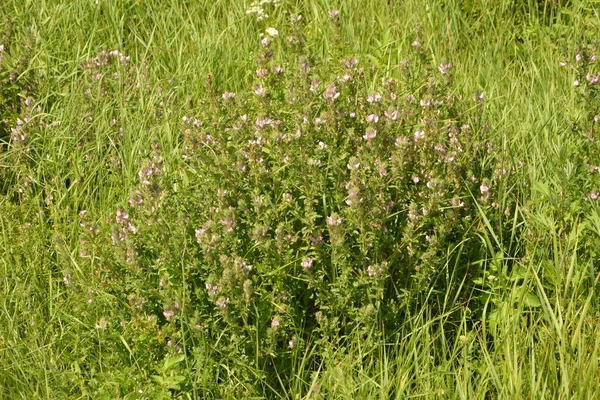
[1,0,600,398]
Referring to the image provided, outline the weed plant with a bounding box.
[1,0,600,398]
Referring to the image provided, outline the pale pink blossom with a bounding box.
[363,128,377,140]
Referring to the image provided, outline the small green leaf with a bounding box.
[524,293,541,308]
[162,354,186,373]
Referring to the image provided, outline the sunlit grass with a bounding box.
[1,0,600,398]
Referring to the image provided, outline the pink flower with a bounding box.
[215,298,230,308]
[365,114,379,123]
[301,258,313,269]
[328,9,339,18]
[438,63,452,74]
[222,91,236,100]
[256,68,268,78]
[163,309,175,320]
[271,317,281,330]
[326,215,342,226]
[363,128,377,140]
[323,84,340,101]
[384,110,398,120]
[254,84,267,97]
[206,283,218,296]
[367,92,382,103]
[310,81,321,92]
[344,58,358,68]
[414,129,425,141]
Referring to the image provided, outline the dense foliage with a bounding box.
[2,0,600,398]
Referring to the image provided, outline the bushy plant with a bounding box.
[66,11,524,394]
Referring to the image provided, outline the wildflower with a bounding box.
[576,53,582,62]
[574,80,580,87]
[301,258,313,269]
[323,84,340,101]
[480,184,490,194]
[127,222,137,233]
[215,298,230,308]
[271,317,281,330]
[395,136,408,146]
[411,40,420,48]
[328,9,339,18]
[95,319,108,330]
[256,68,268,78]
[206,283,219,296]
[116,210,129,224]
[367,265,383,277]
[163,309,175,320]
[367,92,382,103]
[384,110,398,120]
[265,27,278,37]
[222,91,236,100]
[310,235,324,244]
[288,338,297,349]
[414,129,425,141]
[310,80,321,92]
[254,84,267,97]
[300,61,310,74]
[326,215,342,226]
[365,114,379,123]
[363,128,377,140]
[438,63,452,74]
[273,64,284,74]
[344,58,358,68]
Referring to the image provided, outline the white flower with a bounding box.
[265,27,278,37]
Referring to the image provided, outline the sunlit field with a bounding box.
[2,0,600,398]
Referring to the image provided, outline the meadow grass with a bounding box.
[1,0,600,398]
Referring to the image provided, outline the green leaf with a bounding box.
[162,354,186,373]
[524,293,541,308]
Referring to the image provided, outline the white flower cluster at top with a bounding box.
[246,0,281,21]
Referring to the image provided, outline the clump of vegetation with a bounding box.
[2,1,600,398]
